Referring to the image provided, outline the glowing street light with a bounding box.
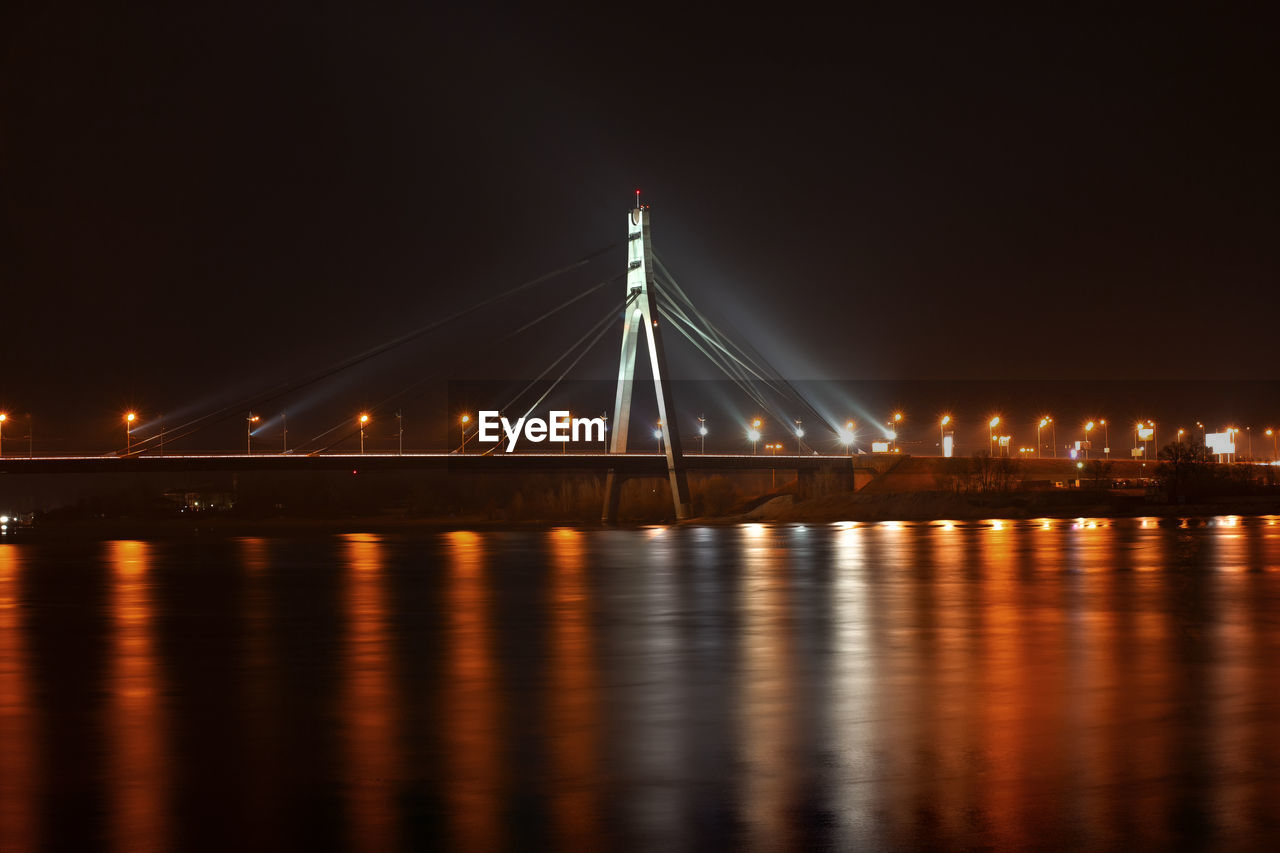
[889,412,903,451]
[1037,416,1052,458]
[1267,427,1276,461]
[794,419,804,454]
[839,420,856,455]
[749,418,763,454]
[989,415,1000,455]
[698,415,707,455]
[0,412,6,457]
[246,413,260,455]
[359,413,370,454]
[458,413,469,455]
[940,414,952,456]
[1084,420,1095,460]
[125,411,137,454]
[654,421,664,454]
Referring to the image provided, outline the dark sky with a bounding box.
[2,5,1276,450]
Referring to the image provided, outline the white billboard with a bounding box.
[1205,432,1235,455]
[871,441,891,453]
[1137,427,1154,441]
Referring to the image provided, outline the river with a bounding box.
[2,516,1279,850]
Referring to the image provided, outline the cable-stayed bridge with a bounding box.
[1,197,862,522]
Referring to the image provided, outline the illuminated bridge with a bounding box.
[1,196,875,522]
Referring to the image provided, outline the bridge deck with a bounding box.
[0,452,860,476]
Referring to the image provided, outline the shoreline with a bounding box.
[5,498,1280,541]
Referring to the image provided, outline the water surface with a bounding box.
[2,516,1280,850]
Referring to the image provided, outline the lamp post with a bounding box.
[282,412,288,454]
[359,413,370,454]
[654,423,663,454]
[396,412,403,455]
[1037,417,1050,458]
[890,412,903,451]
[989,416,1000,456]
[940,414,951,456]
[698,416,707,454]
[125,412,136,454]
[459,414,469,454]
[1084,421,1094,460]
[1100,419,1109,458]
[1268,428,1276,461]
[842,420,856,455]
[794,419,804,455]
[0,413,6,457]
[246,414,260,454]
[750,418,763,454]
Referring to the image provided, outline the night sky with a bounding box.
[2,6,1276,451]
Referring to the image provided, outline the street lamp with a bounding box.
[359,413,370,454]
[1037,416,1050,458]
[1267,428,1276,461]
[1084,420,1094,460]
[794,419,804,455]
[698,416,707,454]
[0,412,6,457]
[989,416,1000,456]
[840,420,856,455]
[396,412,403,455]
[940,414,952,456]
[125,412,137,454]
[750,418,763,454]
[890,412,903,451]
[246,414,260,454]
[459,414,470,454]
[654,422,664,454]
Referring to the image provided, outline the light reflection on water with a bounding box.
[105,540,169,853]
[0,517,1278,850]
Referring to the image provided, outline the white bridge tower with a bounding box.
[602,196,692,522]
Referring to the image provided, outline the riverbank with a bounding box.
[718,489,1280,524]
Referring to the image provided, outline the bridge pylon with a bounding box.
[602,197,692,523]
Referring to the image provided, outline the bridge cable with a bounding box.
[294,276,628,454]
[654,256,838,439]
[120,243,619,454]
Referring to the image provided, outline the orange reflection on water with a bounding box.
[444,531,502,851]
[237,537,285,850]
[341,533,401,852]
[0,545,39,853]
[546,528,602,849]
[106,540,168,853]
[739,525,799,851]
